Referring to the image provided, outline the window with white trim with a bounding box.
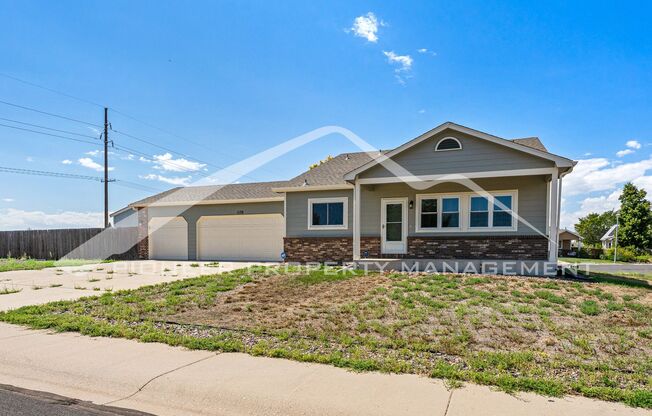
[308,197,348,230]
[492,195,513,227]
[419,198,438,228]
[469,196,489,227]
[435,137,462,151]
[441,197,460,228]
[416,191,517,232]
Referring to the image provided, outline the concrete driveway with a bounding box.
[0,260,277,312]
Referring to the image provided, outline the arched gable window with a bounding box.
[435,137,462,151]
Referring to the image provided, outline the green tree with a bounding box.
[617,182,652,249]
[575,210,617,247]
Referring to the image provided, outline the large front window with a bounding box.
[308,197,348,229]
[416,191,517,232]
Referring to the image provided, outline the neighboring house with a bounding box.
[601,224,618,249]
[558,229,581,251]
[116,122,575,274]
[111,206,138,227]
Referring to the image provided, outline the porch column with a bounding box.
[548,169,559,263]
[353,180,361,260]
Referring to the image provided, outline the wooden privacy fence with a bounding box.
[0,227,139,260]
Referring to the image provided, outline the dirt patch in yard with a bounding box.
[170,272,393,332]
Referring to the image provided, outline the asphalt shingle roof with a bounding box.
[127,130,557,209]
[130,181,289,207]
[511,137,548,152]
[285,152,380,187]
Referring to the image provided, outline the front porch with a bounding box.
[350,170,563,264]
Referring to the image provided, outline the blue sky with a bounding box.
[0,0,651,230]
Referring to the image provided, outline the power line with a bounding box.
[0,117,100,139]
[0,166,103,181]
[111,128,261,182]
[0,123,100,146]
[0,99,101,127]
[0,72,105,108]
[112,144,214,178]
[0,165,165,193]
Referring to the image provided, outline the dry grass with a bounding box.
[1,266,650,407]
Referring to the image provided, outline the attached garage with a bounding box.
[148,217,188,260]
[197,214,284,261]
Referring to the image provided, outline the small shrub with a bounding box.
[601,247,638,262]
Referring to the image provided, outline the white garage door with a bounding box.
[148,217,188,260]
[197,214,284,261]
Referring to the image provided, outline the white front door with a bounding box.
[381,198,408,254]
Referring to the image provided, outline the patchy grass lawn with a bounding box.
[559,257,629,264]
[0,266,650,408]
[0,258,110,273]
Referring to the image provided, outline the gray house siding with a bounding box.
[148,201,284,260]
[360,176,549,237]
[285,190,353,237]
[283,176,548,239]
[359,129,554,179]
[112,209,137,228]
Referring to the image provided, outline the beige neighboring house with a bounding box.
[111,122,576,274]
[601,224,618,249]
[558,229,581,251]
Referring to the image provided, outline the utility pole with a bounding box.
[104,107,109,228]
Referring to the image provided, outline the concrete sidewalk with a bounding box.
[0,260,275,311]
[0,323,647,416]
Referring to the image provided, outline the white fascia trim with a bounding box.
[344,122,574,180]
[307,196,349,230]
[133,197,284,208]
[356,168,556,184]
[110,206,136,217]
[272,184,354,193]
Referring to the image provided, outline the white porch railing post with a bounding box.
[353,180,361,260]
[549,169,559,264]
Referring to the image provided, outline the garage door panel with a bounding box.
[198,214,283,261]
[149,217,188,260]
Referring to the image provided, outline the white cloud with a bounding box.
[152,153,205,172]
[139,156,151,163]
[78,157,114,172]
[61,159,73,165]
[0,208,103,230]
[561,190,621,229]
[383,51,413,71]
[26,157,33,162]
[563,156,652,196]
[383,51,413,84]
[350,12,383,42]
[86,150,101,157]
[616,149,634,157]
[140,174,191,186]
[2,198,14,203]
[626,140,641,149]
[417,48,436,56]
[418,109,426,114]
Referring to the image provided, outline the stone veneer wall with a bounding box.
[137,207,149,259]
[283,235,548,263]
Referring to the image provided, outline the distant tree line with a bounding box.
[574,182,652,251]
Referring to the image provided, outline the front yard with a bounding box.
[0,266,650,408]
[0,258,108,272]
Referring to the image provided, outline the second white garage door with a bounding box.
[197,214,284,261]
[148,217,188,260]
